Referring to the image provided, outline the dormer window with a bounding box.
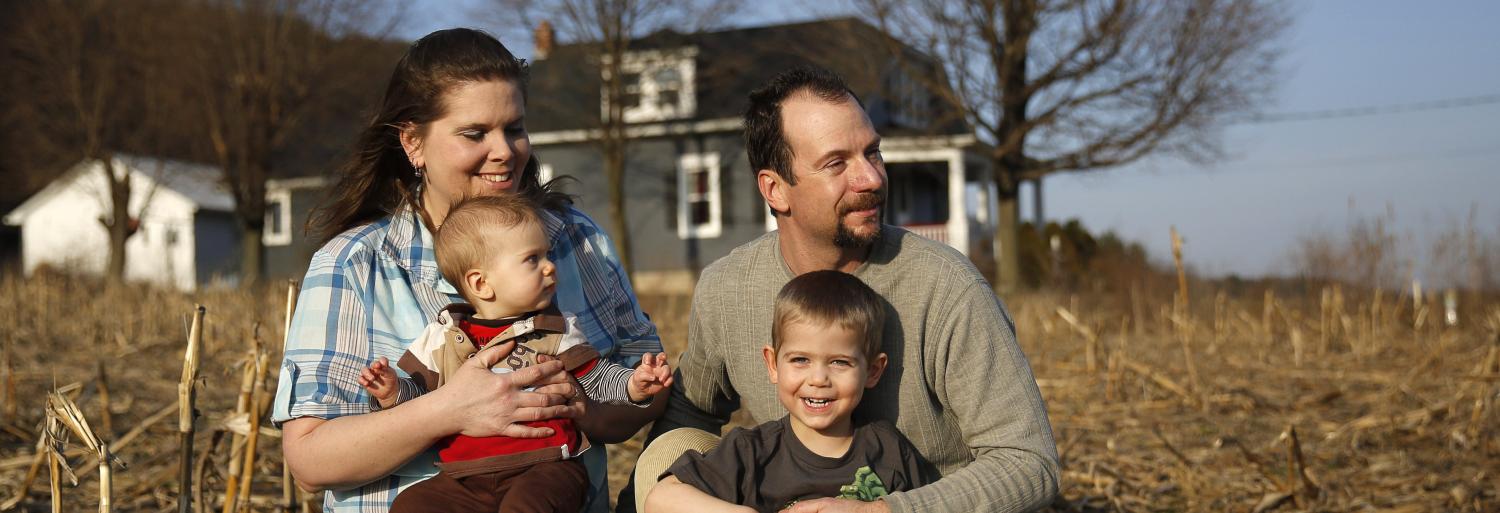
[604,48,698,123]
[887,67,931,129]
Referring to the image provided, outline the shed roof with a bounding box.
[3,154,233,225]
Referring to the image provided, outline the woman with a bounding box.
[272,28,665,511]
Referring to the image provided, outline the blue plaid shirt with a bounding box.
[272,205,661,512]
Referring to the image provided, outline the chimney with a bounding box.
[534,20,555,60]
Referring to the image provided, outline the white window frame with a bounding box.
[602,48,698,124]
[263,188,292,247]
[676,152,722,239]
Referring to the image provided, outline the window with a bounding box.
[603,48,698,123]
[263,189,292,246]
[677,153,721,239]
[888,67,931,129]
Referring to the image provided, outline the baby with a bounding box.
[361,194,672,512]
[646,270,933,513]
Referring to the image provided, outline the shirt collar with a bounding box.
[383,206,456,293]
[538,205,566,244]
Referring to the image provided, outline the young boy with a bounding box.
[360,194,673,513]
[645,271,935,513]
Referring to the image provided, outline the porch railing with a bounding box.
[903,223,948,246]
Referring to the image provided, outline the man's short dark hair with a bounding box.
[743,65,862,186]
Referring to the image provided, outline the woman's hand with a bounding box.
[282,339,584,491]
[435,340,581,438]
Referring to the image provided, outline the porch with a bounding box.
[883,136,997,276]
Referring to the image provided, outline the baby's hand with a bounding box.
[359,356,400,409]
[628,352,674,403]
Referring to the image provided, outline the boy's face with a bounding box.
[474,220,556,316]
[762,321,887,438]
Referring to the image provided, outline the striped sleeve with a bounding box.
[576,360,642,406]
[367,376,425,412]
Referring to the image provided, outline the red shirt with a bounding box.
[435,318,595,463]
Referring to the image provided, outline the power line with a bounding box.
[1236,93,1500,124]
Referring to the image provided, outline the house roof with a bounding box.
[3,154,233,225]
[526,17,971,137]
[118,154,236,211]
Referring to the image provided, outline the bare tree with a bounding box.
[176,0,399,287]
[862,0,1289,292]
[5,0,173,283]
[499,0,739,279]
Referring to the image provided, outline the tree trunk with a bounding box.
[599,20,633,283]
[994,182,1021,295]
[240,225,263,287]
[989,0,1035,295]
[604,143,633,280]
[103,158,130,284]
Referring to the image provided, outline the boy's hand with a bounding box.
[358,356,400,409]
[628,352,674,403]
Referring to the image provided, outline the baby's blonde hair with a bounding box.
[434,194,542,299]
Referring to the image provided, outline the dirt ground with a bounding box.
[0,273,1494,512]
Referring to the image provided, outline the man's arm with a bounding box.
[883,283,1060,513]
[645,287,738,441]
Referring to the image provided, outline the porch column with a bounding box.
[945,148,968,256]
[1032,177,1044,230]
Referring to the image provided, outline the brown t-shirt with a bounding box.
[663,416,936,513]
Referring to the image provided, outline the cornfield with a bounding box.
[0,270,1495,512]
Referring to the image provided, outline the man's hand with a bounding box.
[629,352,675,403]
[782,498,891,513]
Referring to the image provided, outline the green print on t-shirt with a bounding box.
[837,466,889,501]
[782,466,889,510]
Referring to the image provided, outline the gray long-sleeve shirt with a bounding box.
[652,226,1059,513]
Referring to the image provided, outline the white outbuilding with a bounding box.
[2,155,240,290]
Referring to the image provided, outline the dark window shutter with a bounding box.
[719,154,733,227]
[665,163,678,231]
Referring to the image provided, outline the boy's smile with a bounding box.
[763,321,886,455]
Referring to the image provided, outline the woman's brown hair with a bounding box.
[310,28,571,244]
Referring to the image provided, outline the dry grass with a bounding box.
[1,272,1495,512]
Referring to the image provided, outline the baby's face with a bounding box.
[479,220,556,316]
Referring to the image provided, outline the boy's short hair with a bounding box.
[434,194,542,294]
[771,270,885,358]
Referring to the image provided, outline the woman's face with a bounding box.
[402,79,531,227]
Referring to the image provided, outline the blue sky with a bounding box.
[398,0,1500,282]
[1038,0,1500,280]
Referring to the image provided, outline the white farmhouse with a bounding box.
[3,155,239,290]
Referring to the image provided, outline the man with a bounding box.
[635,65,1059,513]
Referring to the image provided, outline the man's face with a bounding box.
[777,93,886,248]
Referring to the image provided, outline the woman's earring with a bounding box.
[414,166,425,180]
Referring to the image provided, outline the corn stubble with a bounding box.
[0,270,1494,512]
